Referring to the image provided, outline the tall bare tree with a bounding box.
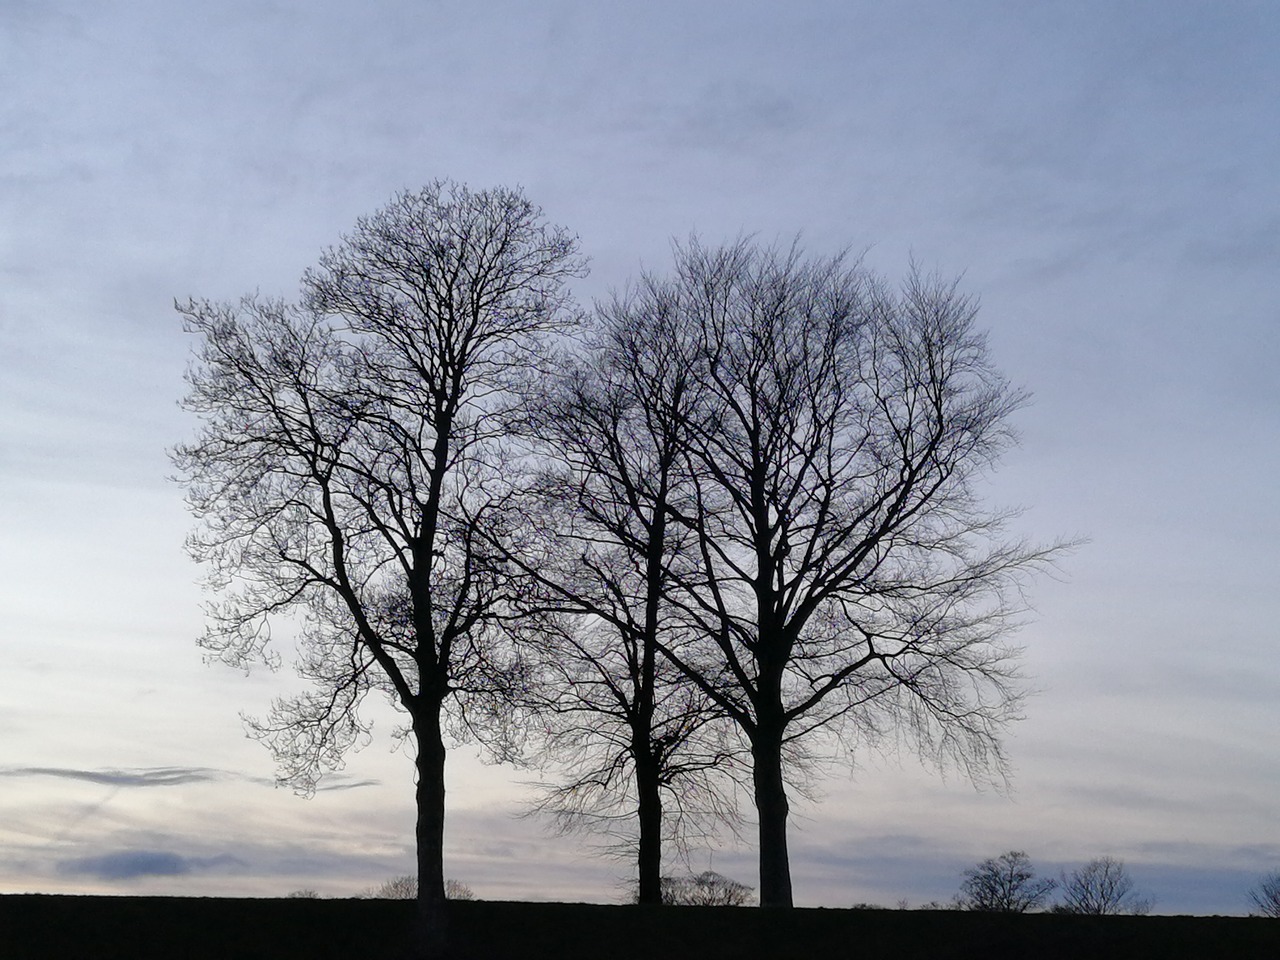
[637,239,1055,907]
[173,182,585,944]
[509,278,741,903]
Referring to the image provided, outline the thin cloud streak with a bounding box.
[0,767,221,788]
[315,779,381,792]
[0,766,380,792]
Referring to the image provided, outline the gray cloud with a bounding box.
[673,80,804,152]
[0,766,220,788]
[0,766,378,792]
[315,778,380,792]
[57,850,245,881]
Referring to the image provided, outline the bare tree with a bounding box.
[637,239,1057,906]
[667,871,755,906]
[363,876,474,900]
[956,850,1056,912]
[516,607,741,902]
[173,181,585,943]
[366,875,419,900]
[630,871,754,906]
[444,879,476,901]
[1056,857,1152,915]
[1248,871,1280,918]
[510,277,742,903]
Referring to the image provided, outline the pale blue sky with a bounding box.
[1,0,1277,912]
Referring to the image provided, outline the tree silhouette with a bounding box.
[632,239,1056,906]
[174,181,584,950]
[510,278,742,903]
[649,871,755,906]
[1056,857,1152,915]
[957,851,1055,912]
[1248,871,1280,918]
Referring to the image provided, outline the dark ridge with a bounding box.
[1,895,1277,960]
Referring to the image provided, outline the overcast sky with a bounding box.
[2,0,1277,914]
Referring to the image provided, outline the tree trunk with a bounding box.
[412,702,448,957]
[752,732,793,907]
[634,745,663,904]
[635,492,667,905]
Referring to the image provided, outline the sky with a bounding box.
[1,0,1277,914]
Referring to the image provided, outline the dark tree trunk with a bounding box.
[412,702,448,957]
[634,745,663,904]
[752,731,793,907]
[634,491,667,905]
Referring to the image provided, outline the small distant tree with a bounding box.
[370,875,418,900]
[957,850,1056,912]
[660,871,755,906]
[1247,871,1280,918]
[1056,857,1151,916]
[445,879,476,901]
[365,875,473,900]
[286,889,321,898]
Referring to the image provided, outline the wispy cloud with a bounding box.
[315,779,380,792]
[0,767,220,788]
[0,766,379,791]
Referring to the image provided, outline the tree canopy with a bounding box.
[176,185,1055,924]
